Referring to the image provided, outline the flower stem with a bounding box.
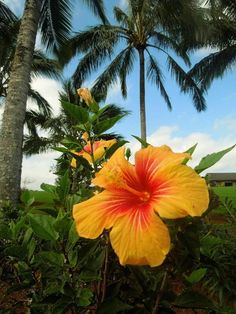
[101,233,109,303]
[151,271,168,314]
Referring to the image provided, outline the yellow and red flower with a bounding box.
[73,145,209,267]
[71,134,116,166]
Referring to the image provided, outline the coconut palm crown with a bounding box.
[63,0,206,141]
[189,0,236,91]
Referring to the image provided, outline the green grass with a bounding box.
[212,186,236,214]
[27,190,55,205]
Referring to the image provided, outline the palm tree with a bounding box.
[62,0,206,143]
[188,0,236,92]
[0,0,107,204]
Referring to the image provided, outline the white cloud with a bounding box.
[128,125,236,174]
[29,77,62,115]
[214,115,236,133]
[22,152,60,190]
[22,77,63,189]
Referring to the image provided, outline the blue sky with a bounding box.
[3,0,236,188]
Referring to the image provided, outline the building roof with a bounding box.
[206,173,236,181]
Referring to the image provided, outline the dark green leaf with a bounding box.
[68,249,78,267]
[56,170,71,201]
[40,183,57,195]
[0,224,12,240]
[132,135,149,148]
[184,268,207,284]
[194,144,236,173]
[182,143,198,165]
[97,297,133,314]
[66,221,79,251]
[37,251,64,267]
[21,190,35,207]
[174,290,214,309]
[4,245,27,259]
[28,214,59,241]
[61,101,89,124]
[93,115,125,134]
[77,288,93,307]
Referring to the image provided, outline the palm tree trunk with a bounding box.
[138,48,147,142]
[0,0,41,204]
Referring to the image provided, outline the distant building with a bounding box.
[206,173,236,187]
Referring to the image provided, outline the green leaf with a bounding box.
[40,183,57,195]
[68,249,78,267]
[53,146,69,153]
[93,115,125,134]
[54,212,71,238]
[21,190,35,207]
[4,245,27,259]
[66,221,79,251]
[28,214,59,241]
[77,288,93,307]
[27,238,37,260]
[61,101,89,124]
[97,297,133,314]
[194,144,236,174]
[174,290,214,309]
[0,224,12,240]
[56,170,71,201]
[37,251,64,267]
[89,101,99,113]
[183,143,198,165]
[132,135,149,148]
[184,268,207,284]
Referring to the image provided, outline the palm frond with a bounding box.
[39,0,72,52]
[73,43,116,87]
[59,80,79,104]
[99,104,130,120]
[119,47,135,98]
[59,25,120,65]
[83,0,108,24]
[151,31,191,66]
[146,53,172,110]
[113,6,131,28]
[189,46,236,91]
[0,1,17,23]
[27,88,52,116]
[31,50,62,80]
[91,48,129,99]
[23,134,55,156]
[24,110,48,136]
[168,56,206,111]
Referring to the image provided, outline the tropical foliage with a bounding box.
[23,81,129,156]
[0,104,235,312]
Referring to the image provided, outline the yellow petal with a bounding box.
[73,191,113,238]
[73,189,137,239]
[93,139,117,161]
[93,147,139,190]
[110,209,170,267]
[153,164,209,219]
